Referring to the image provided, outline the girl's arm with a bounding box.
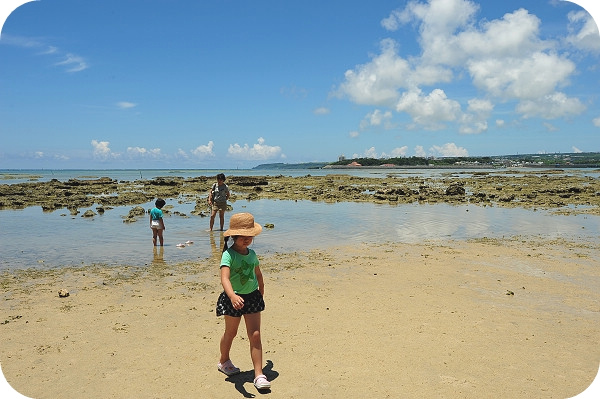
[220,267,243,308]
[159,217,165,230]
[208,185,214,205]
[255,265,265,296]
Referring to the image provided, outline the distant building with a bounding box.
[347,161,362,167]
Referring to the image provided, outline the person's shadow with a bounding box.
[225,360,279,397]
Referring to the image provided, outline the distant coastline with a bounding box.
[254,152,600,170]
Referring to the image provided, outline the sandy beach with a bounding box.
[1,236,598,398]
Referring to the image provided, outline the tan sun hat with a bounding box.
[223,213,262,237]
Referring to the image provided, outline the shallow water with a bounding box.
[1,198,598,271]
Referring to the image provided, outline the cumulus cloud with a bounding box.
[176,149,189,159]
[593,116,600,127]
[227,137,283,160]
[191,141,215,158]
[396,88,461,129]
[353,145,410,159]
[91,140,119,160]
[335,39,413,106]
[516,92,585,119]
[334,0,589,134]
[414,145,426,157]
[359,109,394,130]
[349,131,360,138]
[572,146,583,153]
[390,146,409,157]
[429,142,469,157]
[127,146,162,158]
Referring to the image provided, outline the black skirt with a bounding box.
[216,289,265,317]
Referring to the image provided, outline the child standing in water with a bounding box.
[149,198,166,246]
[208,173,230,231]
[216,213,270,391]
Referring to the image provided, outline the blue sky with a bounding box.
[0,0,599,169]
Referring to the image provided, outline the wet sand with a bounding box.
[1,237,599,398]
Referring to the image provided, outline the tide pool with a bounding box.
[1,198,598,270]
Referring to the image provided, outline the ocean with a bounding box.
[1,168,599,271]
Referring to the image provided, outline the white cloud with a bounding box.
[117,102,137,109]
[313,107,330,115]
[349,131,360,138]
[359,109,394,130]
[516,92,585,119]
[566,10,600,53]
[495,119,505,127]
[55,53,88,72]
[39,46,58,55]
[34,151,44,158]
[127,147,162,158]
[459,98,493,134]
[363,147,379,158]
[176,149,189,159]
[429,142,469,157]
[91,140,119,160]
[543,122,558,132]
[468,52,576,101]
[572,146,583,153]
[390,146,409,157]
[336,39,412,106]
[2,34,89,73]
[335,0,589,134]
[191,141,215,158]
[414,145,426,157]
[593,116,600,127]
[227,137,283,160]
[396,88,461,129]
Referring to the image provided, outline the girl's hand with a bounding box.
[230,295,244,310]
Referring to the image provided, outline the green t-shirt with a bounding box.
[220,248,259,294]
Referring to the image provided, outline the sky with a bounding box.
[0,0,599,169]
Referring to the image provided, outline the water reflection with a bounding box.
[152,246,165,266]
[1,200,598,270]
[210,232,225,262]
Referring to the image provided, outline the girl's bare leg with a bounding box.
[243,312,263,378]
[219,315,242,364]
[219,210,225,231]
[157,230,164,246]
[209,208,217,231]
[152,229,158,246]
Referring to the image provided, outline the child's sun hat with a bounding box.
[223,213,262,237]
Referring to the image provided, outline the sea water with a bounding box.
[1,197,598,271]
[1,168,599,270]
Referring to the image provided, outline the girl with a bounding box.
[216,213,270,391]
[208,173,230,231]
[149,198,166,246]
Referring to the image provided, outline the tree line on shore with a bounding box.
[254,152,600,169]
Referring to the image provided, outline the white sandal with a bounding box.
[217,359,240,376]
[253,374,271,390]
